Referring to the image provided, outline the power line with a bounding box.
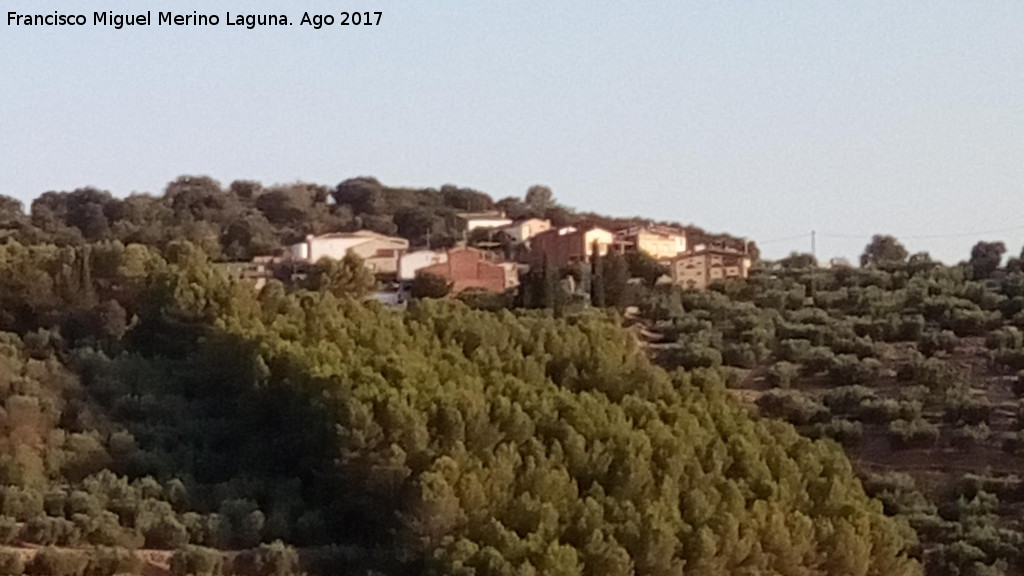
[756,232,812,245]
[818,224,1024,241]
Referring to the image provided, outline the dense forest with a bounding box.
[4,177,1003,575]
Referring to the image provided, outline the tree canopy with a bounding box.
[861,235,909,268]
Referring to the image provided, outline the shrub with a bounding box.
[756,390,829,425]
[896,352,925,382]
[1004,296,1024,320]
[765,361,799,389]
[810,418,863,447]
[899,357,957,392]
[457,288,514,312]
[986,327,1023,351]
[0,550,24,576]
[142,514,189,549]
[720,367,744,389]
[959,474,1024,503]
[861,471,916,495]
[827,354,881,386]
[410,273,451,300]
[829,336,880,359]
[65,491,102,518]
[231,540,301,576]
[0,487,45,521]
[1002,431,1024,454]
[918,330,957,357]
[170,546,223,576]
[856,399,921,422]
[20,515,81,546]
[668,342,722,370]
[950,424,992,451]
[801,346,837,376]
[944,394,992,426]
[994,348,1024,370]
[217,499,264,550]
[721,343,758,368]
[43,490,68,518]
[822,386,877,414]
[950,308,1001,337]
[1013,371,1024,397]
[74,510,143,548]
[939,490,1001,520]
[25,547,88,576]
[83,547,141,576]
[778,322,827,346]
[898,385,931,403]
[888,419,940,449]
[0,515,19,544]
[906,513,956,543]
[897,315,926,342]
[776,339,812,363]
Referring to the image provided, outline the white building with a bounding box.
[499,218,552,243]
[398,250,449,282]
[288,230,409,275]
[290,233,369,262]
[457,212,513,233]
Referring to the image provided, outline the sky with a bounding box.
[2,1,1024,263]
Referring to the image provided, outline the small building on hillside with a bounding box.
[398,250,449,282]
[417,247,517,293]
[499,218,552,243]
[615,226,687,259]
[456,211,513,233]
[288,231,409,276]
[667,247,751,290]
[826,257,853,269]
[529,226,614,268]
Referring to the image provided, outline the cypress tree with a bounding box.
[539,254,556,310]
[591,241,606,308]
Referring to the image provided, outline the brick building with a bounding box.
[528,226,614,268]
[417,247,517,293]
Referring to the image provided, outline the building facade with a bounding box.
[457,212,513,233]
[288,231,409,276]
[668,247,750,290]
[398,250,449,282]
[615,226,688,259]
[417,247,516,293]
[529,226,614,268]
[499,218,552,243]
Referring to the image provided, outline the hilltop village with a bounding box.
[221,212,754,304]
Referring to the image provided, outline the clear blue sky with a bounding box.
[3,1,1024,263]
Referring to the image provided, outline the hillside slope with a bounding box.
[639,259,1024,575]
[0,241,917,575]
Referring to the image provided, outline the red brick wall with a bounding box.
[529,231,585,268]
[418,248,508,293]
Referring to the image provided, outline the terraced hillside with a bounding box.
[639,255,1024,576]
